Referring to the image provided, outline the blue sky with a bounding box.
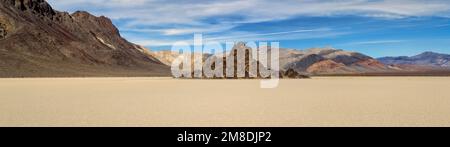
[47,0,450,57]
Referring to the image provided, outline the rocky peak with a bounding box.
[71,11,120,36]
[2,0,56,17]
[71,11,95,19]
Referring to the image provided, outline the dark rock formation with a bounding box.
[0,23,6,39]
[280,69,310,79]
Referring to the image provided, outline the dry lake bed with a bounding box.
[0,77,449,127]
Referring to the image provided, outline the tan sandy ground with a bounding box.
[0,77,449,127]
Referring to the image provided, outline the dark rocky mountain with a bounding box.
[378,51,450,68]
[0,0,170,77]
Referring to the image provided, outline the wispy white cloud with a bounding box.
[123,24,237,36]
[46,0,450,48]
[48,0,450,25]
[343,40,407,45]
[130,28,348,47]
[132,39,185,46]
[205,28,340,42]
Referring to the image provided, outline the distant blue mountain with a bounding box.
[378,52,450,67]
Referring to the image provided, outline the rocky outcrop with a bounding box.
[4,0,56,17]
[0,0,170,77]
[0,23,6,39]
[281,69,310,79]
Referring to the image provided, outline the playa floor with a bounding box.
[0,77,449,127]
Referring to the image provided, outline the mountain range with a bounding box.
[151,46,450,76]
[1,0,449,77]
[277,47,393,75]
[378,52,450,68]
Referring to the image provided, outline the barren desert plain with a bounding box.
[1,77,449,127]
